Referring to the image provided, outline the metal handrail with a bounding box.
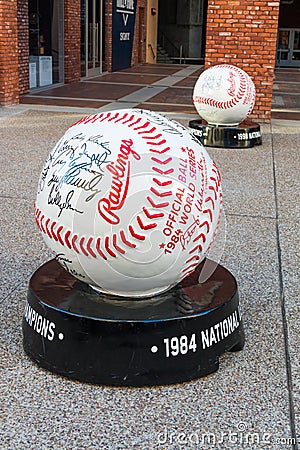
[158,30,184,62]
[148,43,156,60]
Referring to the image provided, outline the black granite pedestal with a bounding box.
[23,259,245,386]
[189,119,262,148]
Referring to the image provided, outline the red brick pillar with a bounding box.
[131,0,147,66]
[64,0,81,83]
[205,1,280,122]
[18,0,29,96]
[104,0,113,72]
[0,0,19,105]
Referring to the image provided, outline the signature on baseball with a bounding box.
[98,138,141,225]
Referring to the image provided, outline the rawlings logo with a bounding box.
[98,139,140,225]
[227,71,236,97]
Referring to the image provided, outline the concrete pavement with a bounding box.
[0,104,299,449]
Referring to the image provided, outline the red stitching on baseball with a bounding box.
[210,176,220,192]
[35,206,41,222]
[152,178,172,187]
[45,218,52,239]
[128,117,142,127]
[147,196,169,209]
[105,236,116,257]
[119,230,136,248]
[72,234,79,253]
[151,156,172,165]
[193,232,206,244]
[40,215,46,234]
[188,243,203,255]
[56,225,64,246]
[51,221,58,241]
[185,255,201,264]
[64,230,72,249]
[150,187,172,197]
[96,237,107,260]
[129,225,145,241]
[137,126,156,134]
[79,237,89,257]
[149,147,170,154]
[114,112,128,123]
[182,270,194,279]
[137,215,157,230]
[113,234,125,254]
[121,114,135,125]
[146,139,167,146]
[143,207,164,219]
[98,112,112,122]
[205,196,215,209]
[143,133,162,140]
[133,121,150,131]
[107,112,120,122]
[209,185,218,201]
[152,167,174,175]
[86,237,97,258]
[195,200,202,213]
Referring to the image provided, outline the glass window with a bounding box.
[29,0,64,88]
[293,31,300,50]
[278,30,290,49]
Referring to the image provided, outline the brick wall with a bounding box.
[64,0,81,83]
[131,0,147,66]
[104,0,113,72]
[18,0,29,96]
[205,0,281,122]
[0,0,19,105]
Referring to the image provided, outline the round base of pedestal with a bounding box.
[189,119,262,148]
[22,259,245,387]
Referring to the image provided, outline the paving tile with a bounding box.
[206,126,276,219]
[87,73,165,84]
[27,81,140,100]
[144,86,193,105]
[272,132,300,220]
[277,218,300,444]
[20,96,108,109]
[174,76,200,88]
[276,94,300,109]
[119,65,181,75]
[275,70,300,83]
[273,83,300,93]
[271,112,300,121]
[119,85,167,102]
[0,196,52,289]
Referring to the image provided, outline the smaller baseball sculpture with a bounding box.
[190,64,262,148]
[23,109,245,387]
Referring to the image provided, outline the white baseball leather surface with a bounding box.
[35,109,223,297]
[193,64,256,126]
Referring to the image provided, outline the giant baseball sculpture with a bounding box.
[35,109,222,297]
[190,64,262,148]
[193,64,255,126]
[23,109,245,386]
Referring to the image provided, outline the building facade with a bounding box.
[0,0,299,121]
